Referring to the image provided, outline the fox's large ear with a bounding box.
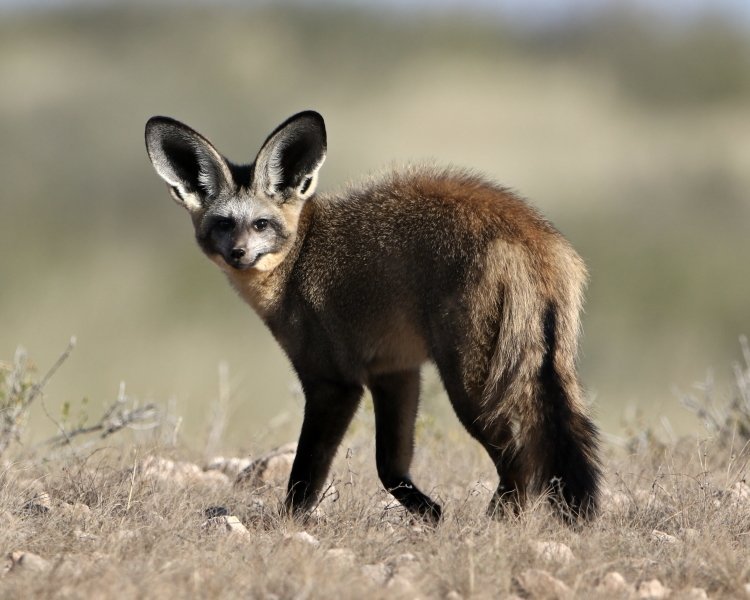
[145,116,233,212]
[254,111,326,202]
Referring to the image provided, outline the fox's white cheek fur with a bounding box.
[253,251,287,272]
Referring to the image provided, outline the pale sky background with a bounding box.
[1,0,749,27]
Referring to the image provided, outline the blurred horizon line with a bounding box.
[1,0,749,30]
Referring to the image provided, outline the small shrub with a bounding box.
[680,335,750,442]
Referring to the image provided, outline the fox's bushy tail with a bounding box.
[482,242,600,520]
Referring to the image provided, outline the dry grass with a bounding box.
[1,423,749,598]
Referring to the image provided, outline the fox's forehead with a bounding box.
[203,191,277,221]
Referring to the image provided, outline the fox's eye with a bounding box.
[253,218,269,232]
[215,218,234,231]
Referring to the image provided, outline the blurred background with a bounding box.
[1,0,748,450]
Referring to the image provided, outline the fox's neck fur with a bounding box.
[219,200,314,319]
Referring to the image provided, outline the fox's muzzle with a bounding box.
[227,247,263,270]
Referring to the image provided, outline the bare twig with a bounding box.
[24,337,77,411]
[205,361,230,461]
[126,447,138,513]
[42,399,159,449]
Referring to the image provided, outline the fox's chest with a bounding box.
[268,292,430,383]
[222,264,284,320]
[358,315,429,377]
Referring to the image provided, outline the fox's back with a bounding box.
[298,167,570,311]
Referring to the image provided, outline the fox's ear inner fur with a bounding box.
[254,111,327,201]
[145,116,232,212]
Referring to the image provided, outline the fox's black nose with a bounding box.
[230,248,246,261]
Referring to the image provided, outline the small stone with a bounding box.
[683,588,708,599]
[597,571,632,594]
[361,563,391,586]
[532,540,575,564]
[60,502,91,520]
[141,456,230,486]
[393,552,417,564]
[326,548,356,566]
[743,582,750,596]
[6,551,50,574]
[199,470,232,486]
[729,482,750,503]
[681,528,700,543]
[114,529,137,542]
[516,569,572,599]
[205,456,253,477]
[391,552,420,576]
[284,531,320,548]
[22,491,51,515]
[651,530,680,544]
[223,515,249,535]
[445,592,463,600]
[202,515,249,535]
[386,575,416,594]
[638,579,670,599]
[141,456,199,480]
[236,443,297,488]
[74,529,98,542]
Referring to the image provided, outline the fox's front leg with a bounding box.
[286,380,363,516]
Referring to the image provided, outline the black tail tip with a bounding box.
[546,457,602,524]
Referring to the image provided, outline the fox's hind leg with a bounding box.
[483,422,528,518]
[369,369,442,523]
[433,350,528,517]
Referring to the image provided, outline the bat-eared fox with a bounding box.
[145,110,601,524]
